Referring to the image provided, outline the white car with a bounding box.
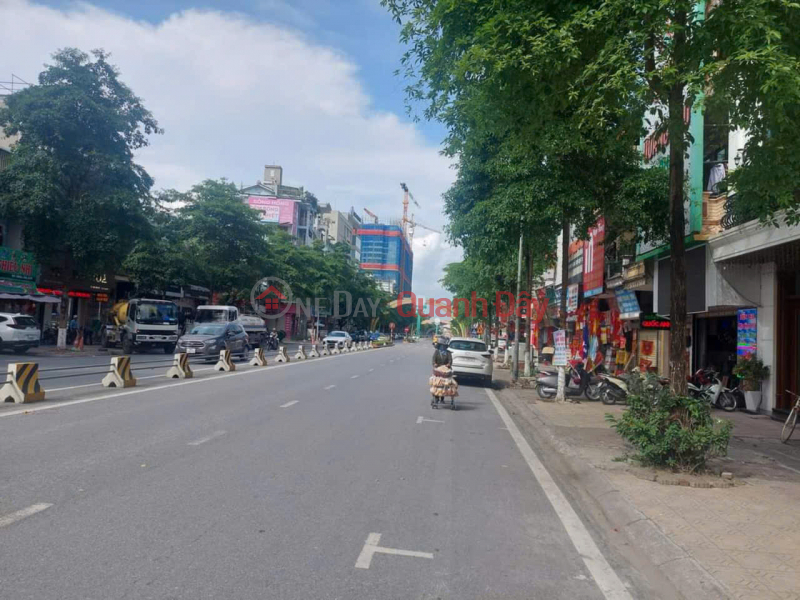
[448,337,493,385]
[323,330,352,347]
[0,313,41,353]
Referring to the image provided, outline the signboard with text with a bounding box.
[0,246,39,282]
[583,217,605,297]
[553,329,568,366]
[737,308,757,357]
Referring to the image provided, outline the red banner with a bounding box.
[583,217,605,297]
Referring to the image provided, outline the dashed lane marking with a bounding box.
[324,385,336,390]
[280,400,299,408]
[187,430,226,446]
[0,503,53,529]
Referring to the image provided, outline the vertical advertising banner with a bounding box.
[553,329,567,366]
[737,308,757,357]
[583,217,605,297]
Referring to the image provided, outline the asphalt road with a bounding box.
[0,343,641,599]
[0,342,302,392]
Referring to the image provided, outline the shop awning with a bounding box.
[0,293,61,303]
[0,279,38,295]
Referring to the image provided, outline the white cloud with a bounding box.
[1,0,461,299]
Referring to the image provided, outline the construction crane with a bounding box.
[406,213,441,243]
[400,182,423,239]
[363,207,379,224]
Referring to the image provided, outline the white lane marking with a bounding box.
[351,375,359,379]
[355,532,434,569]
[48,367,216,392]
[0,348,385,419]
[0,503,53,529]
[485,388,632,600]
[187,430,226,446]
[324,385,336,390]
[416,416,444,424]
[368,368,374,373]
[280,400,299,408]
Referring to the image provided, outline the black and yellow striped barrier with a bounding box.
[214,348,235,372]
[249,347,268,367]
[1,362,45,403]
[166,353,193,379]
[102,356,137,388]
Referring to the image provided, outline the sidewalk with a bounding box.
[495,370,800,600]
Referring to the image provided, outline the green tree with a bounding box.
[177,179,270,295]
[0,48,162,295]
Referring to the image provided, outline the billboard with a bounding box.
[246,196,297,228]
[583,217,605,297]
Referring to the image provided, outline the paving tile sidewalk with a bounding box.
[502,373,800,600]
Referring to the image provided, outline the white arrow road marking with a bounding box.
[416,416,444,424]
[0,503,53,529]
[485,388,633,600]
[188,430,226,446]
[355,533,434,569]
[280,400,299,408]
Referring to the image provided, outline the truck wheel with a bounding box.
[122,336,133,355]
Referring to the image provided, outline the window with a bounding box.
[13,316,38,329]
[449,340,487,352]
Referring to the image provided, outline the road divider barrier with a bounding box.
[166,353,193,379]
[320,343,330,356]
[294,345,307,360]
[308,343,319,358]
[276,346,290,363]
[102,356,137,388]
[1,362,45,403]
[350,342,358,353]
[250,347,268,366]
[331,343,341,355]
[214,349,236,372]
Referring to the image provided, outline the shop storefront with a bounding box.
[0,247,60,323]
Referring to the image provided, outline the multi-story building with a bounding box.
[318,204,361,262]
[240,165,318,246]
[357,222,413,295]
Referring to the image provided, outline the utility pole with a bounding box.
[512,227,524,382]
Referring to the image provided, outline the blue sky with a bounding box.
[37,0,446,144]
[5,0,459,300]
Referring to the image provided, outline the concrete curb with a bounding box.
[495,385,732,600]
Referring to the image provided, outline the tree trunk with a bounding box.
[556,217,570,401]
[668,14,689,396]
[524,248,532,377]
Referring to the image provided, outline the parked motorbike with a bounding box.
[688,371,737,412]
[536,363,591,399]
[599,372,630,405]
[598,369,668,405]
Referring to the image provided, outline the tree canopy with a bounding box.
[0,48,162,279]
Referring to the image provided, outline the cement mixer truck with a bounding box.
[101,298,180,354]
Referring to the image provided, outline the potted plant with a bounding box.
[733,354,770,412]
